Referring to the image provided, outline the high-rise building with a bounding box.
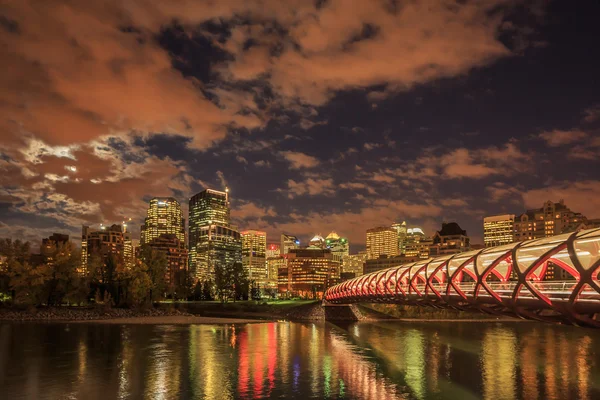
[366,226,398,260]
[241,230,268,287]
[325,232,349,264]
[309,234,326,249]
[188,188,241,281]
[278,248,340,298]
[484,214,515,247]
[267,255,287,291]
[145,234,188,288]
[432,222,470,256]
[266,243,280,259]
[280,233,300,255]
[141,197,185,245]
[513,200,588,242]
[342,251,367,277]
[391,221,408,254]
[81,224,131,274]
[364,254,420,274]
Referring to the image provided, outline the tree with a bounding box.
[138,245,167,302]
[127,262,152,307]
[232,262,249,302]
[201,279,213,301]
[43,241,83,306]
[214,264,234,303]
[8,260,51,305]
[192,280,203,301]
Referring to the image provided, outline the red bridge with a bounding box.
[325,228,600,327]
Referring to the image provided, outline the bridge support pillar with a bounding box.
[323,303,361,322]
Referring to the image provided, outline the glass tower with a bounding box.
[188,188,241,281]
[141,197,185,245]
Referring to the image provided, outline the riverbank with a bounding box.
[0,306,196,322]
[74,315,266,324]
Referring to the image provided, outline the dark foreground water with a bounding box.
[0,321,599,400]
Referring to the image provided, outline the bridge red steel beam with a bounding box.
[324,228,600,327]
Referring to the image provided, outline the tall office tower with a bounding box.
[403,227,431,258]
[391,221,408,254]
[366,226,399,260]
[432,222,470,256]
[279,248,340,298]
[188,188,241,281]
[145,234,188,288]
[325,232,349,264]
[141,197,185,245]
[513,200,589,242]
[484,214,515,247]
[241,230,268,287]
[280,233,300,255]
[267,256,287,291]
[266,243,280,259]
[81,224,130,274]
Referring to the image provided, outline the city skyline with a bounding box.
[1,1,600,252]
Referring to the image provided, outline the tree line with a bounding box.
[0,238,251,307]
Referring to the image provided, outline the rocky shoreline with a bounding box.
[0,306,194,322]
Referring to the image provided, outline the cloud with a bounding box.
[254,160,271,167]
[218,0,527,106]
[363,142,381,151]
[286,178,335,198]
[538,129,588,146]
[522,181,600,219]
[279,151,320,169]
[0,1,265,151]
[236,155,248,164]
[439,198,469,207]
[583,104,600,123]
[274,199,442,244]
[232,201,276,221]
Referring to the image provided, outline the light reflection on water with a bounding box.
[0,321,599,399]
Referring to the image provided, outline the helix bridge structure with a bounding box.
[324,228,600,327]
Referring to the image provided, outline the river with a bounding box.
[0,320,598,399]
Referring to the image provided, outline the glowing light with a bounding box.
[65,165,77,172]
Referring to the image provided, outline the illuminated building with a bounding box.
[513,200,589,241]
[145,234,188,287]
[325,232,349,264]
[366,226,398,260]
[266,243,280,259]
[432,222,470,255]
[391,221,408,253]
[309,234,326,249]
[342,252,367,277]
[81,224,131,274]
[364,254,420,274]
[278,248,340,298]
[280,233,300,255]
[404,228,432,259]
[188,188,241,281]
[241,230,268,287]
[484,214,515,247]
[40,233,70,265]
[140,197,185,245]
[267,256,287,291]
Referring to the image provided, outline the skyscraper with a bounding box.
[366,226,398,260]
[325,231,349,263]
[241,230,268,287]
[391,221,407,254]
[484,214,515,247]
[188,188,241,281]
[145,234,188,289]
[432,222,470,256]
[266,243,280,259]
[141,197,185,245]
[280,233,300,255]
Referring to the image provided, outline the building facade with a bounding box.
[514,200,588,242]
[141,197,185,245]
[241,230,268,287]
[484,214,515,247]
[325,232,349,264]
[278,248,340,298]
[145,234,188,288]
[81,224,131,273]
[364,254,420,275]
[342,252,367,277]
[280,233,300,255]
[391,221,408,254]
[366,226,399,260]
[188,188,241,282]
[266,243,280,259]
[432,222,470,256]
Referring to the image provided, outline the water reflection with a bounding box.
[0,321,599,399]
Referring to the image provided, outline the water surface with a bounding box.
[0,320,598,399]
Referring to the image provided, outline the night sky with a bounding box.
[1,0,599,251]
